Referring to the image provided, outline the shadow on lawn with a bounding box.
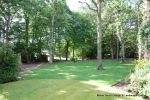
[0,60,141,100]
[22,60,133,85]
[0,79,139,100]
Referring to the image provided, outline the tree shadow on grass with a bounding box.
[0,79,142,100]
[22,60,133,85]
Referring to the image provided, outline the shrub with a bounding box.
[132,59,149,69]
[129,60,150,99]
[0,43,19,83]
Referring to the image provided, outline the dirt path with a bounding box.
[20,63,48,75]
[112,80,130,92]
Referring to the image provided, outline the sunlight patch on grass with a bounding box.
[27,71,34,73]
[21,60,133,85]
[90,75,98,77]
[1,60,142,100]
[122,64,134,66]
[47,69,57,71]
[58,73,70,75]
[0,79,144,100]
[82,80,128,94]
[57,90,67,95]
[0,94,8,100]
[65,75,76,79]
[81,80,143,100]
[24,73,39,76]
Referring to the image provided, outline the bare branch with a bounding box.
[91,0,97,9]
[79,1,97,12]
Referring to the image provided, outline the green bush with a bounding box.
[132,59,149,69]
[0,44,19,83]
[129,60,150,99]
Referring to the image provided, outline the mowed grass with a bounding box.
[0,60,144,100]
[22,60,133,85]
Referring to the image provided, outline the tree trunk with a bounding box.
[0,31,2,42]
[137,3,143,59]
[59,44,61,61]
[110,33,117,59]
[82,47,84,61]
[120,41,125,63]
[65,40,69,61]
[110,34,114,59]
[25,16,30,63]
[97,0,103,70]
[4,5,11,43]
[144,37,149,59]
[59,56,61,61]
[58,30,62,61]
[72,44,75,60]
[143,0,150,59]
[138,32,143,59]
[49,16,55,63]
[117,38,119,60]
[18,53,22,66]
[120,27,125,63]
[5,16,11,43]
[111,48,114,59]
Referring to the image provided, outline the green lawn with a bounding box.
[22,60,132,85]
[0,60,143,100]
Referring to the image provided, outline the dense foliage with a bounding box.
[129,60,150,99]
[0,0,140,63]
[0,44,19,83]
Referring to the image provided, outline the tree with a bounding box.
[0,0,20,43]
[105,0,136,62]
[142,0,150,59]
[80,0,103,70]
[96,0,103,69]
[136,0,143,59]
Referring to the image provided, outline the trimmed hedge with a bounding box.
[0,44,19,83]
